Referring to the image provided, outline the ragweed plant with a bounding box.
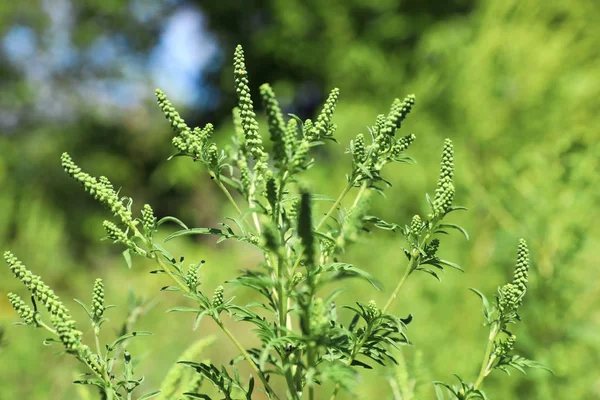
[4,45,548,399]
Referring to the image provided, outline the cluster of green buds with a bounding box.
[7,293,35,325]
[233,45,266,163]
[309,297,330,336]
[92,278,105,321]
[259,83,288,167]
[493,334,516,358]
[431,139,455,218]
[365,300,380,322]
[61,153,133,226]
[498,239,530,315]
[212,285,224,308]
[141,204,156,236]
[410,215,423,239]
[156,88,214,159]
[186,262,203,292]
[103,220,130,244]
[306,88,340,141]
[4,252,85,354]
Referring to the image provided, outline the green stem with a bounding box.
[210,171,243,216]
[330,256,416,400]
[290,182,353,274]
[150,246,278,399]
[382,257,415,314]
[216,319,280,400]
[474,322,499,390]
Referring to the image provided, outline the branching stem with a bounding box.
[474,321,499,390]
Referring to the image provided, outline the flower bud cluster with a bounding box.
[380,94,416,137]
[432,177,455,217]
[513,239,529,296]
[5,252,71,321]
[365,300,380,322]
[311,88,340,140]
[234,45,266,162]
[62,153,133,226]
[52,315,84,353]
[493,334,516,358]
[103,220,129,244]
[141,204,156,235]
[352,133,367,165]
[391,134,416,158]
[92,278,105,321]
[212,285,224,308]
[259,83,287,165]
[186,262,202,292]
[410,215,423,237]
[284,119,298,157]
[7,293,35,325]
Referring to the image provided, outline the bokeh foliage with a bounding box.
[1,0,598,399]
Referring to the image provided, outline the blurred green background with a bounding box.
[1,0,599,399]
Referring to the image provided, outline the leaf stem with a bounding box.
[210,171,243,216]
[474,322,499,390]
[216,319,280,400]
[383,257,415,314]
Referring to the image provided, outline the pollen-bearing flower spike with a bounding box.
[141,204,156,234]
[410,215,422,237]
[62,153,133,226]
[433,176,455,217]
[313,87,340,139]
[392,134,416,157]
[7,293,35,325]
[233,45,266,161]
[103,220,128,244]
[91,278,105,320]
[259,83,286,165]
[51,315,83,353]
[155,88,190,136]
[352,133,367,165]
[4,251,71,321]
[381,94,416,137]
[212,285,224,308]
[513,239,530,296]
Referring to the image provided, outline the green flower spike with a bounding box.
[62,153,133,226]
[313,87,340,139]
[141,204,156,235]
[391,133,416,157]
[233,45,266,161]
[433,176,455,217]
[7,293,35,325]
[365,300,380,321]
[4,251,71,321]
[284,118,298,157]
[186,262,202,292]
[103,220,128,244]
[410,215,423,237]
[513,239,529,296]
[155,88,190,137]
[212,285,224,308]
[52,315,83,353]
[92,278,105,321]
[352,133,367,165]
[381,94,416,137]
[259,83,286,165]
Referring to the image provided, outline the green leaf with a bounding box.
[156,216,189,230]
[182,394,211,399]
[437,259,464,272]
[123,249,133,269]
[164,227,228,243]
[165,306,198,313]
[137,391,161,400]
[437,223,469,240]
[469,288,491,322]
[106,331,152,351]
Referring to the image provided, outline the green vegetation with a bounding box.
[4,45,550,399]
[1,1,598,399]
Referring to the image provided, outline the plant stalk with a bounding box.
[474,322,499,390]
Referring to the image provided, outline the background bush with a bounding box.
[1,0,598,398]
